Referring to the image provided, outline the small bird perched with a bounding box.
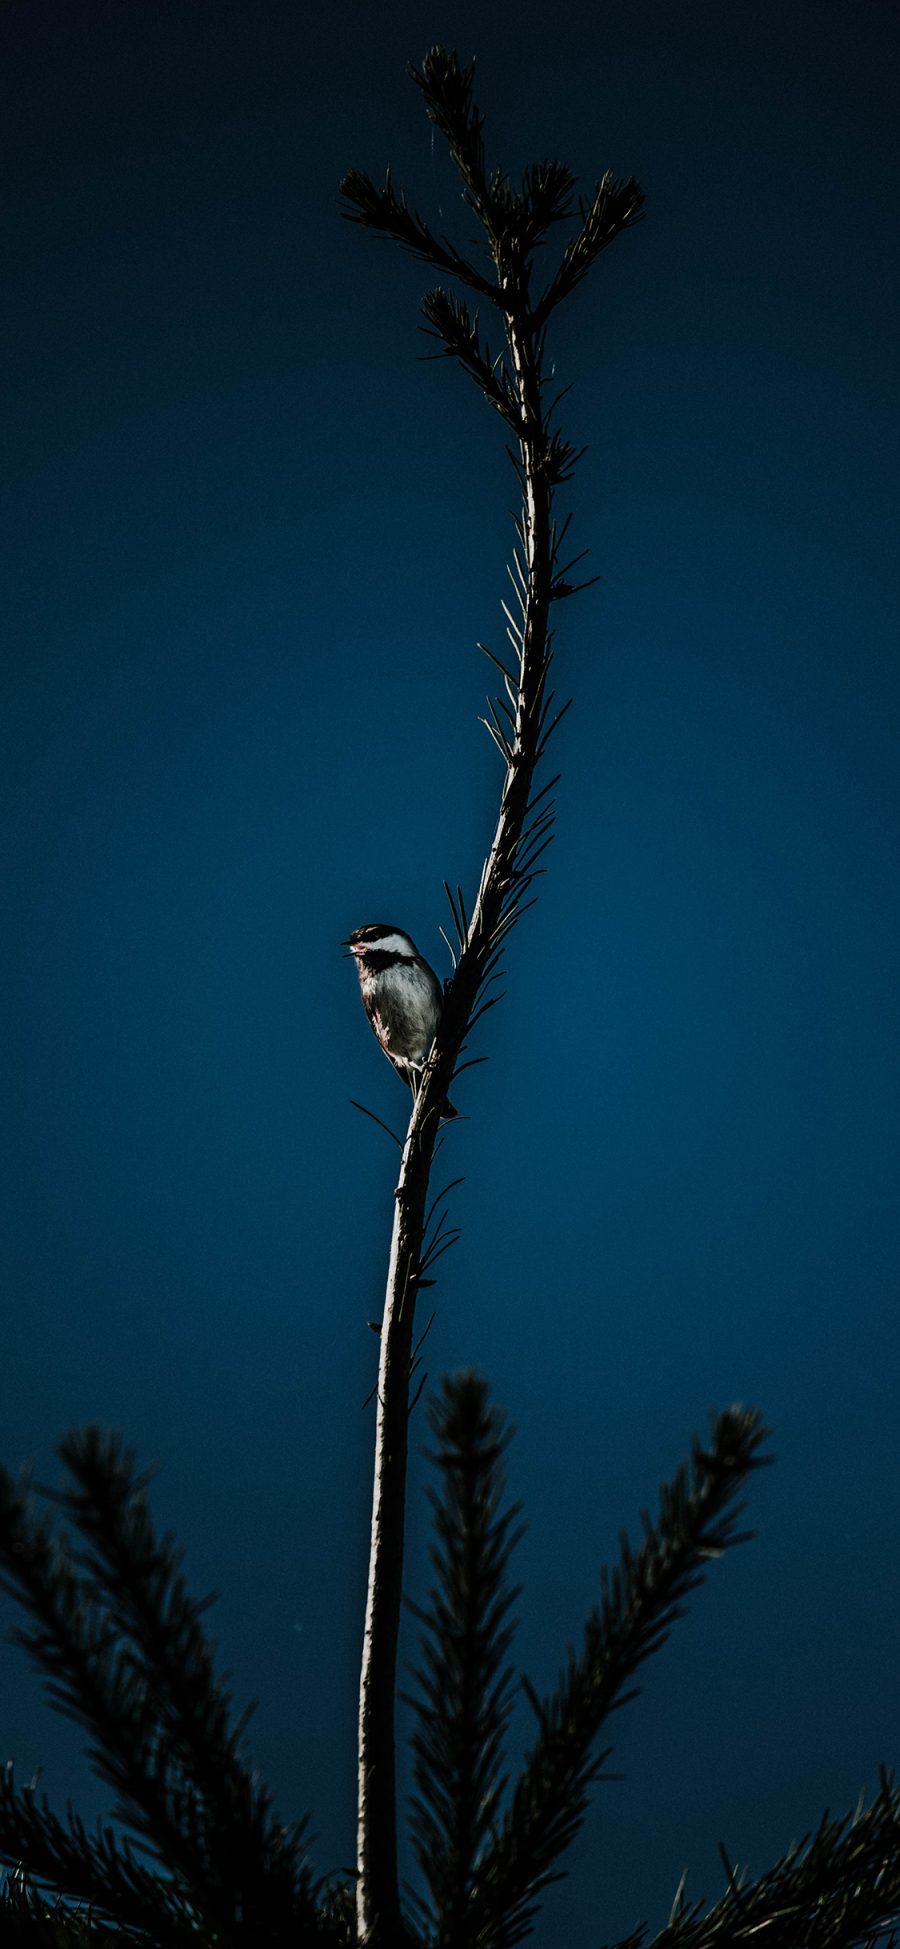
[343,923,457,1119]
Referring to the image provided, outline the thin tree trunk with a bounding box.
[356,287,554,1947]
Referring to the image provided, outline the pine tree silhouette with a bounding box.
[3,45,899,1949]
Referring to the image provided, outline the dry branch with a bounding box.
[342,46,644,1946]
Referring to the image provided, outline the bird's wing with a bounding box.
[419,957,444,1022]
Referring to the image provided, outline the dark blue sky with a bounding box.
[2,1,899,1941]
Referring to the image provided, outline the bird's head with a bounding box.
[342,923,418,965]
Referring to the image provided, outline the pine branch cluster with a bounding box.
[407,1377,523,1941]
[631,1770,900,1949]
[2,1391,899,1949]
[0,1434,341,1945]
[403,1388,774,1948]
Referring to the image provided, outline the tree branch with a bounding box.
[0,1765,194,1942]
[0,1444,327,1946]
[345,47,644,1947]
[407,1375,523,1944]
[606,1771,900,1949]
[468,1407,771,1947]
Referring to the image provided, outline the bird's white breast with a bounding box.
[363,960,440,1061]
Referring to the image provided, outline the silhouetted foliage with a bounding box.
[407,1376,524,1942]
[0,1434,332,1945]
[4,1395,900,1947]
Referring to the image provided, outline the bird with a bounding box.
[343,923,457,1119]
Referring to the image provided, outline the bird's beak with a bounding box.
[341,938,364,958]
